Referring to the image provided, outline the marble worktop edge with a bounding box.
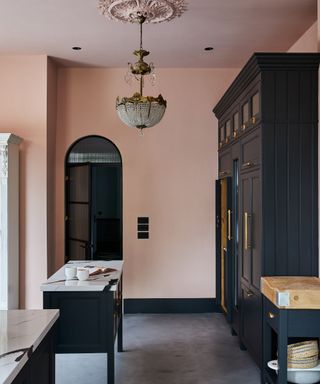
[0,309,59,384]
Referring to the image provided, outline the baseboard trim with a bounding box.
[124,298,220,314]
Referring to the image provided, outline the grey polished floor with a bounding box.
[56,313,260,384]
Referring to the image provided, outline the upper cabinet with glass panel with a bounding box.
[225,120,231,143]
[217,84,260,149]
[241,102,249,131]
[219,124,225,148]
[241,87,260,132]
[251,92,260,120]
[233,112,239,139]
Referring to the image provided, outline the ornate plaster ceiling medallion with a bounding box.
[98,0,187,23]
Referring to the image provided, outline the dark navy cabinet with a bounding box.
[43,278,123,384]
[12,328,55,384]
[213,53,319,366]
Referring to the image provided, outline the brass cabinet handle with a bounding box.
[228,209,232,240]
[244,212,252,250]
[251,116,256,124]
[233,131,238,138]
[246,290,254,298]
[242,161,254,168]
[244,212,248,250]
[242,123,246,131]
[268,312,276,319]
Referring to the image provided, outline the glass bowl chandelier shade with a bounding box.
[116,93,167,129]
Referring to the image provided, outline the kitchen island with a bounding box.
[0,309,59,384]
[261,276,320,384]
[41,260,123,384]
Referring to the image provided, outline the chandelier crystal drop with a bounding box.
[98,0,187,24]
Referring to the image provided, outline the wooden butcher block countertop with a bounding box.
[261,276,320,309]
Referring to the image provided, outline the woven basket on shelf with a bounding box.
[287,340,319,369]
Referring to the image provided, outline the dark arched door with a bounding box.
[65,136,122,262]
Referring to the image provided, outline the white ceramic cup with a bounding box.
[77,268,89,281]
[64,266,77,280]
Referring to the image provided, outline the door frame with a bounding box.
[64,135,123,262]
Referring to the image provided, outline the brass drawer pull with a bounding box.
[242,161,254,168]
[268,312,276,319]
[251,116,256,124]
[242,123,246,131]
[246,290,254,298]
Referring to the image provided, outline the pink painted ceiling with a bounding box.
[0,0,316,68]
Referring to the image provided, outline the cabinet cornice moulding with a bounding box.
[213,52,320,119]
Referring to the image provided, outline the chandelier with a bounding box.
[98,0,187,134]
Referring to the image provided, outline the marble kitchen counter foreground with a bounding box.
[40,260,124,292]
[0,309,59,384]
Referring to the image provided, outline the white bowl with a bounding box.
[268,360,320,384]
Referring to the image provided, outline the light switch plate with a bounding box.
[276,292,290,307]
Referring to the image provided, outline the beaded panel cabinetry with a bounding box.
[213,53,319,367]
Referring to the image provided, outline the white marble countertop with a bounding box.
[0,309,59,384]
[40,260,123,292]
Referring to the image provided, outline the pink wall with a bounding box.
[288,22,317,52]
[0,55,48,308]
[54,67,239,299]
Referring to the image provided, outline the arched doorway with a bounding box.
[65,135,122,262]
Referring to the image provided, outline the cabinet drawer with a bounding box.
[264,298,279,332]
[219,149,232,177]
[241,130,260,171]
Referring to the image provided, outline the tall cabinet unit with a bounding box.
[213,53,319,366]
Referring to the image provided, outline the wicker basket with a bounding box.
[287,340,319,369]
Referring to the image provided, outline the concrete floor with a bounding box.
[56,313,260,384]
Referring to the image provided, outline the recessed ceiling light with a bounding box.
[204,47,214,51]
[72,46,82,51]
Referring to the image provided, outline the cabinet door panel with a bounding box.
[219,149,232,177]
[241,286,262,366]
[251,172,261,291]
[240,174,251,285]
[216,177,233,321]
[241,130,260,170]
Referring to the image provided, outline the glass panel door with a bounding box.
[66,164,92,261]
